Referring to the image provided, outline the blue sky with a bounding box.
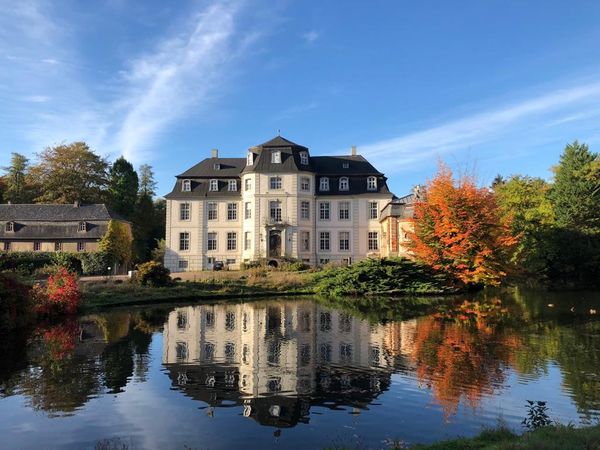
[1,0,600,197]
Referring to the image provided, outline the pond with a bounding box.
[1,290,600,449]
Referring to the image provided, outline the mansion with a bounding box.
[164,136,415,271]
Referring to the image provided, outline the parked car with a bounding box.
[212,261,224,271]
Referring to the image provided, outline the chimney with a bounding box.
[211,148,219,158]
[73,200,80,208]
[351,145,357,156]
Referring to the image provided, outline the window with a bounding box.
[339,313,352,332]
[247,151,253,165]
[319,232,330,251]
[301,231,310,251]
[55,242,62,251]
[319,177,329,191]
[176,342,188,361]
[179,203,190,221]
[320,312,331,332]
[227,232,237,251]
[225,312,236,331]
[271,150,281,163]
[300,312,311,334]
[207,202,218,220]
[319,258,330,265]
[245,202,252,219]
[300,177,310,191]
[78,222,87,232]
[207,232,217,251]
[209,179,218,191]
[205,311,215,327]
[3,242,10,251]
[320,343,332,362]
[270,176,282,190]
[300,201,310,220]
[245,178,251,191]
[179,232,190,251]
[178,260,188,270]
[342,162,349,169]
[226,258,236,266]
[77,242,85,252]
[300,344,311,366]
[5,222,14,232]
[339,231,350,251]
[369,201,379,219]
[270,200,282,222]
[227,203,237,220]
[182,179,191,192]
[228,179,237,191]
[370,346,381,366]
[339,177,349,191]
[244,232,252,250]
[368,231,379,251]
[319,202,330,220]
[300,152,309,165]
[33,242,41,251]
[340,343,353,363]
[367,176,377,191]
[224,342,236,361]
[203,342,215,361]
[339,201,350,220]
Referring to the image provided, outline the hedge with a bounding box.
[0,251,112,276]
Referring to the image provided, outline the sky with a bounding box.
[1,0,600,197]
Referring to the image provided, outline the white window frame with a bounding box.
[319,177,329,191]
[33,242,41,251]
[5,222,14,232]
[367,176,377,191]
[180,203,190,221]
[213,163,221,171]
[300,201,310,220]
[271,150,281,164]
[319,202,330,220]
[339,231,350,251]
[301,231,310,251]
[368,231,379,251]
[228,179,237,191]
[178,260,189,270]
[300,177,310,191]
[227,232,237,251]
[339,177,349,191]
[209,179,219,192]
[369,201,379,219]
[319,231,330,251]
[179,232,190,251]
[244,231,252,251]
[339,201,350,220]
[227,203,237,221]
[207,202,218,220]
[270,200,282,222]
[245,202,252,220]
[270,176,282,190]
[182,179,191,192]
[77,242,86,252]
[55,242,62,252]
[247,152,253,165]
[207,232,217,251]
[245,178,251,191]
[300,152,309,165]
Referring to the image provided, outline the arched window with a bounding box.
[339,177,349,191]
[320,177,329,191]
[367,176,377,191]
[182,179,191,192]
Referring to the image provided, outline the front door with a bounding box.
[269,230,281,257]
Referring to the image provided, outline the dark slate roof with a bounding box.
[177,158,245,178]
[258,135,308,150]
[0,222,109,240]
[315,175,392,196]
[379,193,416,221]
[165,178,240,200]
[242,143,314,174]
[311,155,383,175]
[0,204,122,222]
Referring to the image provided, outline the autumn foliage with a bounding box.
[410,163,517,286]
[33,267,81,316]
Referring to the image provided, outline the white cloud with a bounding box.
[359,80,600,173]
[301,30,320,44]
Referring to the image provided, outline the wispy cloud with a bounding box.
[269,101,318,122]
[360,80,600,173]
[301,30,320,44]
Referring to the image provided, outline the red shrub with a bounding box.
[33,267,81,316]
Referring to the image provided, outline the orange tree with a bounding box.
[410,163,517,286]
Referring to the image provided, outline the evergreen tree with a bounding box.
[108,157,139,218]
[132,192,156,262]
[138,164,157,197]
[2,152,35,203]
[549,141,600,232]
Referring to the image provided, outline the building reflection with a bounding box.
[162,300,417,427]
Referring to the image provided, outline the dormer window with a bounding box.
[339,177,349,191]
[367,176,377,191]
[271,150,281,164]
[78,222,87,232]
[209,179,218,191]
[247,151,254,165]
[228,180,237,191]
[320,177,330,191]
[182,179,191,192]
[342,162,349,169]
[300,152,309,165]
[214,163,221,170]
[5,222,14,232]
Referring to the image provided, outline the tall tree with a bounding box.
[2,152,35,203]
[132,192,156,262]
[30,142,109,204]
[138,164,157,197]
[549,141,600,232]
[410,163,518,286]
[108,157,138,218]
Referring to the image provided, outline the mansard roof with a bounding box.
[0,203,121,222]
[258,135,308,149]
[177,157,245,178]
[311,155,383,175]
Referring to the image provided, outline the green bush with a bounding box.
[279,260,310,271]
[312,257,462,297]
[78,252,111,276]
[0,251,112,277]
[52,252,83,274]
[0,252,54,275]
[135,261,173,287]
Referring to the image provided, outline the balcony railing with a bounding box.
[262,216,294,227]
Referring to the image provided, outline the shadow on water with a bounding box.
[1,289,600,447]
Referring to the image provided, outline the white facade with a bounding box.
[164,137,394,271]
